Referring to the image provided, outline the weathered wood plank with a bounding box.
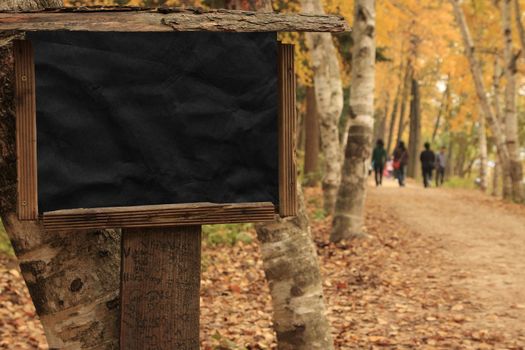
[13,40,37,220]
[0,7,350,33]
[43,202,276,231]
[278,43,297,217]
[120,225,201,349]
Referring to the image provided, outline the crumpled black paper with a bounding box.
[29,31,278,212]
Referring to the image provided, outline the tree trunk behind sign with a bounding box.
[331,0,376,242]
[249,1,334,349]
[0,3,121,350]
[301,0,344,215]
[256,186,334,350]
[304,86,320,187]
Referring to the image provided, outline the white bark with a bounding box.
[255,186,334,350]
[331,0,376,242]
[502,0,523,202]
[492,57,513,198]
[301,0,344,215]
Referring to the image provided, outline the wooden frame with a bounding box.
[14,40,38,221]
[278,43,297,217]
[14,37,298,229]
[43,202,275,231]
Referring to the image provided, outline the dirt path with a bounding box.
[367,178,525,341]
[2,182,525,349]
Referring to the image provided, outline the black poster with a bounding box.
[29,31,278,212]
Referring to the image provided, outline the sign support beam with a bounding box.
[120,225,201,349]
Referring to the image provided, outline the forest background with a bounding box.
[1,0,525,349]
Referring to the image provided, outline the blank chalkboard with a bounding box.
[28,31,278,213]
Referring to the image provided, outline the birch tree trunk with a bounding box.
[514,0,525,200]
[331,0,376,242]
[255,186,333,350]
[301,0,344,215]
[253,2,334,349]
[478,109,488,192]
[492,57,513,198]
[502,0,523,202]
[0,2,121,350]
[450,0,514,198]
[513,0,525,54]
[304,86,320,187]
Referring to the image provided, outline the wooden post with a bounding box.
[120,226,201,349]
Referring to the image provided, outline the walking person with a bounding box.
[435,146,447,186]
[372,139,387,186]
[420,142,435,188]
[393,141,409,187]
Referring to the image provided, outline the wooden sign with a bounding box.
[14,32,297,229]
[3,8,348,350]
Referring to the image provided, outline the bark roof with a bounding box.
[0,7,350,33]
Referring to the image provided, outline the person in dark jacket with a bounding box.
[371,139,387,186]
[420,142,435,188]
[393,141,409,187]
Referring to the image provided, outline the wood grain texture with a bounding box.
[120,225,201,349]
[13,40,37,220]
[43,202,276,231]
[0,7,350,33]
[278,43,297,217]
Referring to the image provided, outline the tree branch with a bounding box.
[0,7,350,32]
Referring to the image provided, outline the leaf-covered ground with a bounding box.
[1,182,524,349]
